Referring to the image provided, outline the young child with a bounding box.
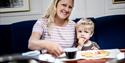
[75,18,100,50]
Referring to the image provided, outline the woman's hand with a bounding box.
[44,42,63,57]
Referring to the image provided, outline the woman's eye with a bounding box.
[69,6,72,9]
[62,4,66,7]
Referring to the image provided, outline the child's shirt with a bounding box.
[77,41,100,51]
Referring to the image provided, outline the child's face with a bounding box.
[76,25,93,41]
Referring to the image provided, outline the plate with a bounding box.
[81,50,109,58]
[59,58,78,61]
[77,49,121,59]
[38,54,56,62]
[33,49,121,62]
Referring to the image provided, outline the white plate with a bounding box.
[59,58,78,61]
[77,49,121,59]
[38,54,56,62]
[58,49,121,61]
[32,49,121,62]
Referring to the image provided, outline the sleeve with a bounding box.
[32,19,46,35]
[81,41,100,50]
[92,42,100,49]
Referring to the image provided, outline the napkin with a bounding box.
[38,54,63,63]
[22,50,40,58]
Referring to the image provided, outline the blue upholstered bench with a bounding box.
[0,15,125,55]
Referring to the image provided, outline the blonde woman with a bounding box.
[28,0,75,57]
[76,18,100,50]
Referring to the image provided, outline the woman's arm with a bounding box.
[28,32,63,57]
[28,32,45,50]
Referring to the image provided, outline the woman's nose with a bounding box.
[65,7,69,12]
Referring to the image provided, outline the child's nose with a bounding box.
[81,33,84,35]
[81,33,84,36]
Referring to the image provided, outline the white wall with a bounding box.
[105,0,125,15]
[0,0,125,24]
[0,0,51,24]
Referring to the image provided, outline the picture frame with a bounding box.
[0,0,30,13]
[113,0,125,4]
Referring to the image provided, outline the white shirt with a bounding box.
[32,18,76,48]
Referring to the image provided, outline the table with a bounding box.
[0,49,124,63]
[0,54,35,63]
[64,49,125,63]
[120,49,125,52]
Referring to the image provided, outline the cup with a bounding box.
[64,48,78,59]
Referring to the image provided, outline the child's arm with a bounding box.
[79,41,100,50]
[78,38,86,46]
[77,38,87,50]
[91,42,100,50]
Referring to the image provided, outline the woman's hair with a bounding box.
[42,0,60,36]
[43,0,59,24]
[43,0,74,35]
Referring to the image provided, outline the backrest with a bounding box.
[95,15,125,49]
[0,25,11,55]
[11,20,36,53]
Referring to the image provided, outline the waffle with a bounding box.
[81,50,109,58]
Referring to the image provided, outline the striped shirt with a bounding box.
[32,18,76,48]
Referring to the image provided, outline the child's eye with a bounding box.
[78,31,82,33]
[84,31,89,33]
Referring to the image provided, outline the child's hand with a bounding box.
[77,45,82,50]
[78,38,86,46]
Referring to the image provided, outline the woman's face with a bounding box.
[56,0,74,20]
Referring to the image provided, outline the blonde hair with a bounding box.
[43,0,59,26]
[76,18,95,33]
[43,0,74,36]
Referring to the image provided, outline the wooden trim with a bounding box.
[120,49,125,52]
[113,0,125,4]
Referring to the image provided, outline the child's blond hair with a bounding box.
[76,18,94,34]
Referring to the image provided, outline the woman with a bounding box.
[28,0,75,57]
